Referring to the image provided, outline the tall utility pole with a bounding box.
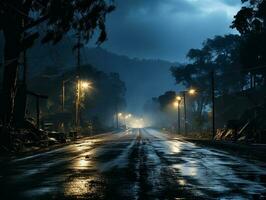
[178,102,181,134]
[211,70,216,140]
[115,101,119,129]
[182,92,187,135]
[36,96,40,129]
[75,33,81,131]
[175,96,182,134]
[62,81,65,112]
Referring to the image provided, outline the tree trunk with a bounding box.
[1,6,22,127]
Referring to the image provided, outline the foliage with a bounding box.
[0,0,115,45]
[171,34,243,111]
[143,91,177,129]
[169,35,245,130]
[0,0,115,127]
[28,64,126,129]
[232,0,266,75]
[158,91,176,111]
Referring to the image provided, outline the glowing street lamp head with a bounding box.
[125,114,132,119]
[176,96,182,101]
[80,81,91,90]
[118,113,123,117]
[173,101,179,108]
[188,88,196,95]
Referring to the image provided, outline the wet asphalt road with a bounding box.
[0,128,265,200]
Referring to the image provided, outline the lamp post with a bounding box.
[76,80,91,129]
[174,96,182,134]
[125,114,132,129]
[211,71,216,140]
[118,112,122,128]
[75,79,80,130]
[181,91,187,135]
[61,78,91,133]
[180,88,196,135]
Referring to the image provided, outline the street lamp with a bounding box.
[118,112,129,128]
[125,114,132,129]
[176,96,182,101]
[117,112,123,129]
[80,80,91,90]
[76,80,92,131]
[188,88,196,95]
[62,79,92,111]
[174,96,182,134]
[62,78,92,134]
[180,88,197,135]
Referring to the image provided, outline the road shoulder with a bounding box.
[182,138,266,163]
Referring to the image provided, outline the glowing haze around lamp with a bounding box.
[188,88,196,95]
[176,96,182,101]
[173,101,179,108]
[80,81,92,90]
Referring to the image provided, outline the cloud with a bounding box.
[98,0,242,61]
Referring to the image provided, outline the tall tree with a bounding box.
[171,35,243,128]
[0,0,115,127]
[231,0,266,86]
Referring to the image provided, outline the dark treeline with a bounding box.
[27,64,126,133]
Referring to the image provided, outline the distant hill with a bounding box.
[0,37,179,114]
[84,47,179,113]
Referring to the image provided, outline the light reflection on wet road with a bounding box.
[0,128,265,199]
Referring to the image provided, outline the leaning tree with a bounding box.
[0,0,115,129]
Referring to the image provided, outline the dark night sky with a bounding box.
[98,0,241,62]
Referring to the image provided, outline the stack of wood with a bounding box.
[215,120,266,144]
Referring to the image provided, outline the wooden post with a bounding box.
[62,81,65,112]
[178,103,181,134]
[183,92,187,135]
[115,101,119,129]
[36,96,40,129]
[211,71,216,140]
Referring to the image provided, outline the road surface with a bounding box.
[0,128,265,199]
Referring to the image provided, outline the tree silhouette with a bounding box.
[158,91,176,111]
[0,0,115,127]
[29,64,126,130]
[232,0,266,85]
[171,35,243,125]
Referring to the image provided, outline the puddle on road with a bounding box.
[170,144,266,197]
[73,157,92,170]
[64,177,90,196]
[70,151,96,170]
[143,129,266,199]
[172,164,198,177]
